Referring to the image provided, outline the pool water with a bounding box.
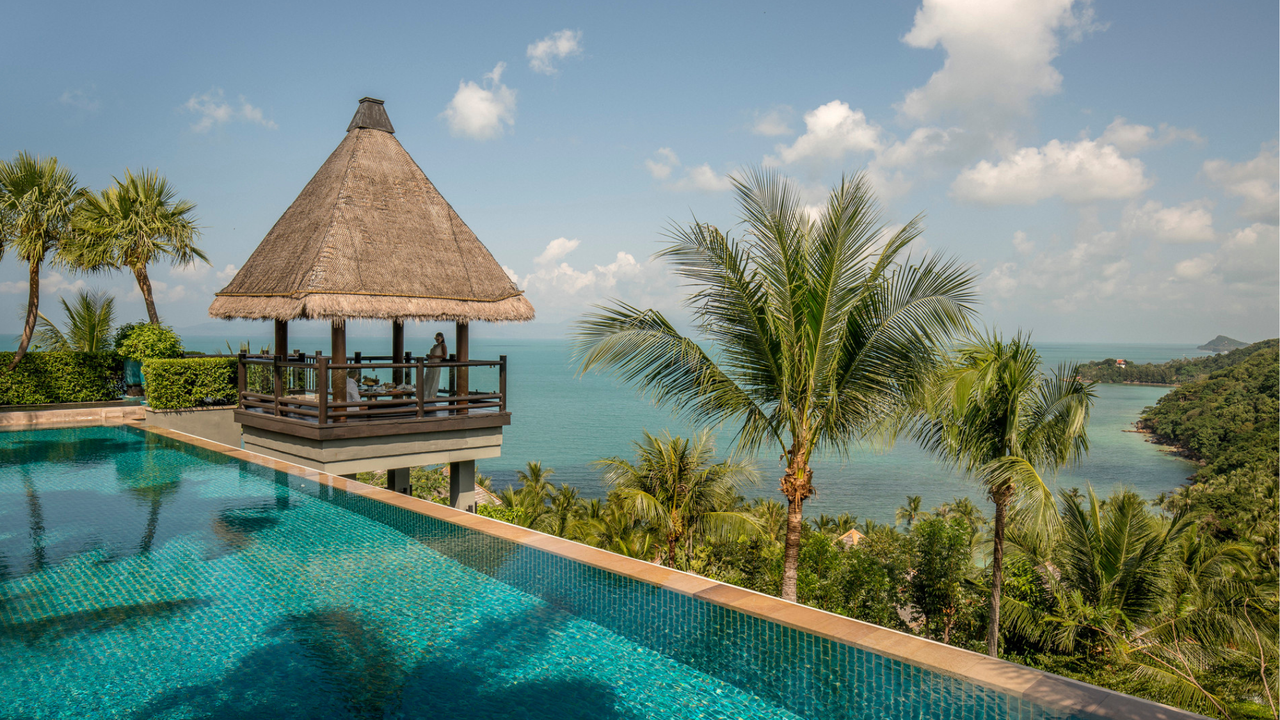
[0,426,1075,720]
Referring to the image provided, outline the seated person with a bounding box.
[345,370,365,420]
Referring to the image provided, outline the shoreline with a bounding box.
[1124,423,1200,465]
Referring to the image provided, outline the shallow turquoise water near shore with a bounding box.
[182,335,1202,519]
[0,426,1080,719]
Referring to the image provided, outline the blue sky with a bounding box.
[2,0,1276,343]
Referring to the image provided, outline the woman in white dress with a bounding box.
[425,333,447,402]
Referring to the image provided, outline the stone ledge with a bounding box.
[0,404,145,430]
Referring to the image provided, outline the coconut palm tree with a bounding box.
[72,169,204,325]
[1004,488,1265,717]
[912,331,1094,657]
[33,288,115,352]
[575,170,977,600]
[0,153,84,369]
[594,430,760,567]
[895,495,924,528]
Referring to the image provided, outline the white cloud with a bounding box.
[502,265,519,283]
[129,280,186,303]
[899,0,1101,127]
[527,29,583,75]
[751,106,794,136]
[1012,230,1034,255]
[44,272,89,294]
[441,63,517,140]
[1097,117,1202,154]
[1122,199,1215,243]
[1173,254,1215,281]
[512,239,678,321]
[1203,145,1279,225]
[1217,223,1280,285]
[765,101,883,169]
[644,148,732,192]
[215,264,239,283]
[535,237,580,265]
[952,138,1150,205]
[645,148,680,180]
[672,165,733,192]
[184,89,277,132]
[59,87,99,112]
[172,261,209,280]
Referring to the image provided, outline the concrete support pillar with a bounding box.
[388,467,411,495]
[449,459,475,512]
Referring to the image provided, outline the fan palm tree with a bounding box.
[895,495,924,528]
[72,169,204,325]
[575,170,977,600]
[0,153,84,369]
[912,331,1094,656]
[594,430,761,567]
[33,289,115,352]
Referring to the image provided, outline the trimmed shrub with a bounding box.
[0,352,124,405]
[142,357,237,410]
[116,324,183,362]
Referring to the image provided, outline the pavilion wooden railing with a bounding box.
[235,353,507,426]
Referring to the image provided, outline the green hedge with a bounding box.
[142,357,238,410]
[0,352,124,405]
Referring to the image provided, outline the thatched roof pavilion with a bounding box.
[210,97,534,326]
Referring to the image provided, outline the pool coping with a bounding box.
[123,421,1205,720]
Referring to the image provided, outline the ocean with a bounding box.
[176,334,1207,522]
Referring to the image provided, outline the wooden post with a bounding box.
[317,357,329,425]
[455,321,469,415]
[415,358,425,418]
[499,354,507,413]
[237,353,247,406]
[274,320,288,359]
[330,320,347,408]
[391,319,405,385]
[272,355,283,416]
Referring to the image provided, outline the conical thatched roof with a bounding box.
[209,97,534,323]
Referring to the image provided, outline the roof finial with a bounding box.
[347,97,395,134]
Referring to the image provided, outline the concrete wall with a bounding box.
[144,406,241,447]
[241,424,503,475]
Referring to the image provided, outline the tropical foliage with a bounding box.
[33,289,115,352]
[115,323,183,362]
[72,169,205,324]
[1076,340,1277,385]
[0,153,84,369]
[574,170,977,601]
[910,332,1094,656]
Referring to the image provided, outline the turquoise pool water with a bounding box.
[0,426,1078,719]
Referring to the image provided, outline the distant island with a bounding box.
[1076,338,1278,385]
[1197,334,1250,353]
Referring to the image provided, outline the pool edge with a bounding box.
[124,420,1209,720]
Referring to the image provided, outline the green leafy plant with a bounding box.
[116,324,182,362]
[0,352,122,404]
[33,289,115,352]
[141,357,236,409]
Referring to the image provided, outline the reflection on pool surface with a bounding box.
[0,426,1075,719]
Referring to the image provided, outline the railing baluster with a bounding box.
[499,354,507,413]
[237,353,247,407]
[416,358,425,419]
[273,355,283,416]
[317,357,329,425]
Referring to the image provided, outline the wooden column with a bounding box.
[391,319,405,385]
[274,320,288,359]
[455,321,469,414]
[330,320,347,406]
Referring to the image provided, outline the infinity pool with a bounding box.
[0,426,1074,719]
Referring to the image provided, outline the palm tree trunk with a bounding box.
[8,263,41,370]
[780,454,813,603]
[781,495,805,602]
[134,265,160,324]
[140,495,162,553]
[987,495,1007,657]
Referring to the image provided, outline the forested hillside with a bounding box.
[1076,339,1278,384]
